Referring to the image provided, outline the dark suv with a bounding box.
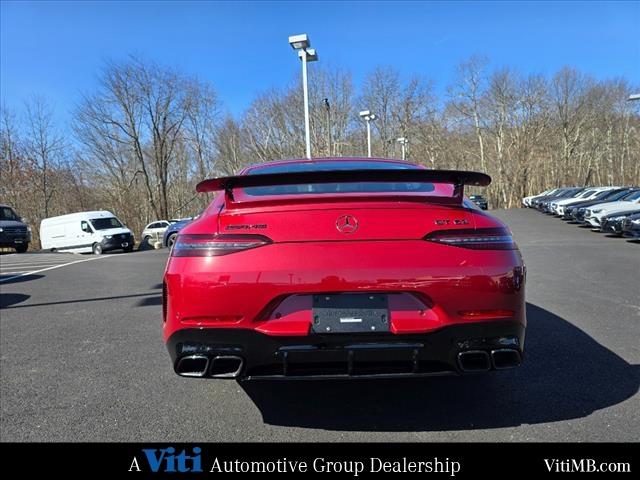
[0,204,31,253]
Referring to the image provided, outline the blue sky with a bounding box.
[1,0,638,126]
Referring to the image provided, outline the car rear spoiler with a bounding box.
[196,169,491,204]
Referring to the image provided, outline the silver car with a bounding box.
[141,220,171,244]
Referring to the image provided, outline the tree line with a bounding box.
[1,55,639,247]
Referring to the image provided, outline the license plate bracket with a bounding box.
[312,294,390,334]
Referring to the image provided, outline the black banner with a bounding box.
[1,443,635,476]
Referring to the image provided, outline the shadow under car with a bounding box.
[239,303,639,432]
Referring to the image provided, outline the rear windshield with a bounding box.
[90,217,123,230]
[243,161,442,196]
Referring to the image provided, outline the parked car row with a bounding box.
[522,186,640,238]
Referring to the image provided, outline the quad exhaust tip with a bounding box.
[457,350,491,372]
[176,354,244,378]
[490,349,522,369]
[210,355,244,378]
[176,355,209,377]
[458,349,522,372]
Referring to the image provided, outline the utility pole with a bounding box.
[323,98,331,156]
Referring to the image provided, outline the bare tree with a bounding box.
[75,57,220,222]
[448,56,489,172]
[0,106,24,207]
[551,67,593,185]
[24,96,65,218]
[360,67,401,156]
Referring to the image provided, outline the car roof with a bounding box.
[40,211,116,223]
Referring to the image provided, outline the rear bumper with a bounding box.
[164,239,526,380]
[167,321,525,380]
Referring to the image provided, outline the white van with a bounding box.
[40,211,135,254]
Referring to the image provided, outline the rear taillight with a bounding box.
[424,227,517,250]
[171,234,272,257]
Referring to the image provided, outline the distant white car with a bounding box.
[583,191,640,227]
[552,187,617,216]
[141,220,171,244]
[522,189,556,207]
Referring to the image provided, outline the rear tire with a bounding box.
[15,244,28,253]
[124,245,134,253]
[92,243,103,255]
[167,233,178,248]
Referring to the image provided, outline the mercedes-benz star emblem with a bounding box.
[336,215,358,234]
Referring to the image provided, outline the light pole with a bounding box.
[397,137,409,160]
[323,98,331,156]
[289,34,318,159]
[628,94,640,101]
[359,110,377,157]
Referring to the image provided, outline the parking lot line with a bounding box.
[0,256,107,283]
[1,267,68,273]
[0,262,76,268]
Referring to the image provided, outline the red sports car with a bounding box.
[163,158,526,380]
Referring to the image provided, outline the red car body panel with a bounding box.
[163,158,526,380]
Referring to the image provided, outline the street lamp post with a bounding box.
[323,98,331,156]
[397,137,409,160]
[628,94,640,102]
[359,110,377,157]
[289,34,318,159]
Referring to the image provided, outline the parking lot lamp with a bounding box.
[323,98,331,156]
[359,110,377,157]
[628,94,640,101]
[289,34,318,159]
[397,137,409,160]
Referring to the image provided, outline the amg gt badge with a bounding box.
[434,218,469,226]
[336,215,358,233]
[225,224,267,230]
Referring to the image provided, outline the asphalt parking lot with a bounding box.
[0,209,638,442]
